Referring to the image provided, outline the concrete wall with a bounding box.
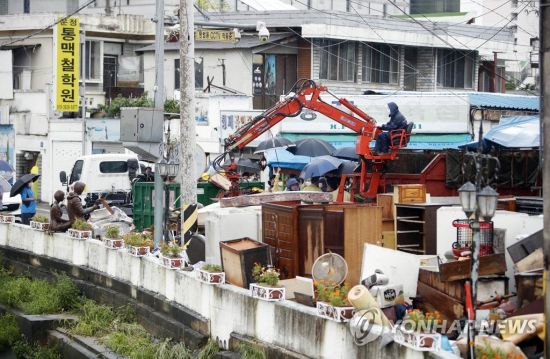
[143,49,254,100]
[0,223,427,359]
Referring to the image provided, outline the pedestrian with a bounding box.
[374,102,408,155]
[20,182,36,225]
[286,178,300,191]
[49,190,71,232]
[67,181,99,223]
[301,177,322,191]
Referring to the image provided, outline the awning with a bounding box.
[468,93,539,111]
[281,133,472,150]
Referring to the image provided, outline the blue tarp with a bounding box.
[485,115,540,148]
[264,148,312,170]
[468,93,539,111]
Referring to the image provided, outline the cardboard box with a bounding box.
[369,284,405,308]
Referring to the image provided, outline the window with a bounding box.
[436,49,474,89]
[362,43,399,84]
[81,40,101,81]
[318,40,356,82]
[99,161,128,173]
[175,57,204,90]
[410,0,459,14]
[69,160,83,183]
[0,0,7,15]
[24,0,30,13]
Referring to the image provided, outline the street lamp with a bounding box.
[459,181,498,359]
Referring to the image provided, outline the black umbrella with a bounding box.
[332,147,359,161]
[254,136,294,154]
[237,158,261,172]
[287,138,336,157]
[10,174,40,197]
[338,161,360,175]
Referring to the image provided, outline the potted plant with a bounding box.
[0,214,15,224]
[249,263,285,301]
[196,263,225,284]
[394,309,442,351]
[124,232,152,257]
[68,219,93,240]
[159,243,184,269]
[103,225,123,249]
[315,283,354,322]
[30,215,50,231]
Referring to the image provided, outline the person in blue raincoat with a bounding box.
[374,102,408,154]
[20,182,36,225]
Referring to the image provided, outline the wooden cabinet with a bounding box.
[395,204,442,255]
[262,202,383,284]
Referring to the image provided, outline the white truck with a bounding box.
[59,154,142,216]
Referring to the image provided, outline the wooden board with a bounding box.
[438,253,506,282]
[418,269,465,302]
[376,193,395,220]
[344,206,382,286]
[416,282,465,321]
[394,184,426,204]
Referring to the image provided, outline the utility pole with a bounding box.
[179,0,198,243]
[153,0,165,249]
[542,0,550,356]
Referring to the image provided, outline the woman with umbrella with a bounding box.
[10,174,39,225]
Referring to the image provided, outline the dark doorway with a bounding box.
[253,54,297,109]
[404,48,417,91]
[103,55,118,98]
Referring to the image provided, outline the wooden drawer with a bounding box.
[394,184,426,204]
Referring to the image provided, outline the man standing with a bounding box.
[49,190,71,232]
[20,182,36,225]
[67,181,99,223]
[374,102,408,155]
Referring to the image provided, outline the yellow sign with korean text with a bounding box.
[194,29,236,43]
[56,17,80,112]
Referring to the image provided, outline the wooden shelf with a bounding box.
[397,218,426,224]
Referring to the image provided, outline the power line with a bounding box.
[0,0,95,49]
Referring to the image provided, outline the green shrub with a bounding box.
[251,263,280,287]
[0,313,20,351]
[31,215,49,223]
[105,225,120,239]
[239,342,266,359]
[71,300,116,337]
[72,219,93,231]
[11,340,61,359]
[160,243,181,258]
[197,339,220,359]
[201,264,222,273]
[124,232,153,247]
[155,338,192,359]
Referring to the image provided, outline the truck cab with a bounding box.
[60,154,140,215]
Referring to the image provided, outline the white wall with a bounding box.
[0,51,13,99]
[0,224,426,359]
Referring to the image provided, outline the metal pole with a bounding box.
[180,0,198,243]
[153,0,165,249]
[81,30,86,156]
[541,0,550,356]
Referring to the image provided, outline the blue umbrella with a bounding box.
[264,148,312,171]
[300,155,343,179]
[332,147,359,161]
[0,160,13,173]
[339,161,359,175]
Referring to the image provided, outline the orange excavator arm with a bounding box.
[216,80,409,199]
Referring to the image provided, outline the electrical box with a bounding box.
[120,107,163,143]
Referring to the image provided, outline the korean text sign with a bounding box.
[56,17,80,112]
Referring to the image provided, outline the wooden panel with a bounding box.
[376,193,395,220]
[438,253,507,282]
[323,209,344,256]
[344,206,382,286]
[220,238,271,288]
[418,269,465,302]
[417,282,464,321]
[381,231,396,249]
[298,207,325,277]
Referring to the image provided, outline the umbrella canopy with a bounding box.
[254,136,294,154]
[288,138,336,157]
[264,148,312,171]
[332,147,359,161]
[236,158,261,172]
[339,161,359,175]
[300,156,343,179]
[0,160,13,173]
[10,173,40,197]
